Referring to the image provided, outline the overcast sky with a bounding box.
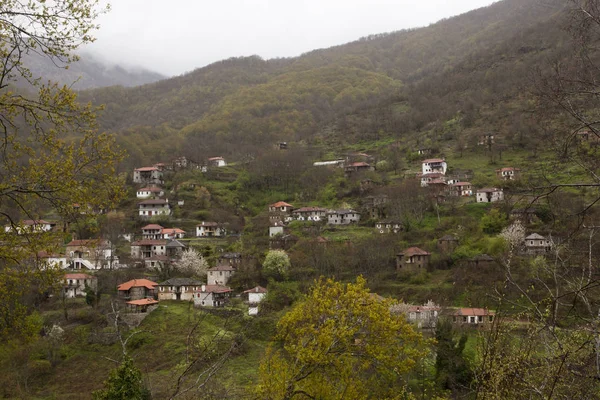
[87,0,497,77]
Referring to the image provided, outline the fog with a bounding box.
[87,0,497,76]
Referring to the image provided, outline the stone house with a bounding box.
[117,279,158,301]
[65,239,114,270]
[451,308,495,325]
[157,278,203,301]
[375,221,403,234]
[476,188,504,203]
[396,247,431,273]
[327,210,361,225]
[133,166,163,185]
[218,252,242,266]
[292,207,328,221]
[420,172,446,187]
[207,264,236,285]
[142,224,164,239]
[63,273,97,298]
[437,235,459,253]
[138,199,171,218]
[450,182,473,196]
[194,285,233,307]
[196,221,226,237]
[524,233,552,255]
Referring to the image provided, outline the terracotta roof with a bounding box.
[198,285,232,293]
[131,239,168,246]
[142,224,164,230]
[65,273,94,280]
[161,228,185,234]
[243,286,268,294]
[347,162,370,167]
[270,201,293,208]
[134,167,158,172]
[316,236,329,243]
[138,187,163,192]
[423,158,445,163]
[399,247,430,257]
[406,304,440,313]
[127,298,159,306]
[208,157,224,161]
[117,279,158,291]
[452,182,471,186]
[429,179,446,185]
[208,264,236,272]
[453,308,495,316]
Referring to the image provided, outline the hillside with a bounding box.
[77,0,569,166]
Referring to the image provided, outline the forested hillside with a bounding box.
[78,0,569,167]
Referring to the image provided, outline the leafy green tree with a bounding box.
[255,277,429,399]
[262,250,291,280]
[479,209,507,234]
[92,356,150,400]
[0,0,124,341]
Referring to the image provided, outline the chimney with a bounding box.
[201,284,206,292]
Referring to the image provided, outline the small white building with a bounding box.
[161,228,186,240]
[422,158,447,175]
[138,199,171,218]
[64,273,97,298]
[476,188,504,203]
[142,224,164,239]
[243,286,268,315]
[136,187,164,199]
[196,221,226,237]
[37,251,68,269]
[269,221,285,237]
[208,157,227,167]
[327,210,361,225]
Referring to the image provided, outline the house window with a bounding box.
[462,316,467,322]
[489,316,494,322]
[478,316,483,323]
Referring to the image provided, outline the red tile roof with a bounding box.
[270,201,293,208]
[208,157,224,161]
[423,158,445,163]
[134,167,159,172]
[138,187,163,192]
[117,279,158,291]
[198,285,232,293]
[453,308,495,316]
[347,162,370,167]
[142,224,164,230]
[22,219,53,225]
[399,247,430,257]
[243,286,268,294]
[161,228,185,234]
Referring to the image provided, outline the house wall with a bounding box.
[207,270,234,285]
[269,226,284,237]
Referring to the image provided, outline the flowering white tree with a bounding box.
[173,248,208,277]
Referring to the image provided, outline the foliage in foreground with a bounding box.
[255,277,429,399]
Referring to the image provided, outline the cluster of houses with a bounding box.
[417,158,517,204]
[393,301,496,329]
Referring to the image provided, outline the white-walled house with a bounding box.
[292,207,328,221]
[161,228,186,240]
[138,199,171,218]
[208,157,227,167]
[196,221,226,237]
[133,167,163,185]
[452,308,495,325]
[496,167,521,181]
[65,239,114,270]
[269,221,285,237]
[476,188,504,203]
[136,187,164,199]
[64,273,97,298]
[130,239,168,259]
[37,251,68,269]
[142,224,164,239]
[422,159,447,175]
[243,286,268,315]
[327,210,361,225]
[5,219,56,234]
